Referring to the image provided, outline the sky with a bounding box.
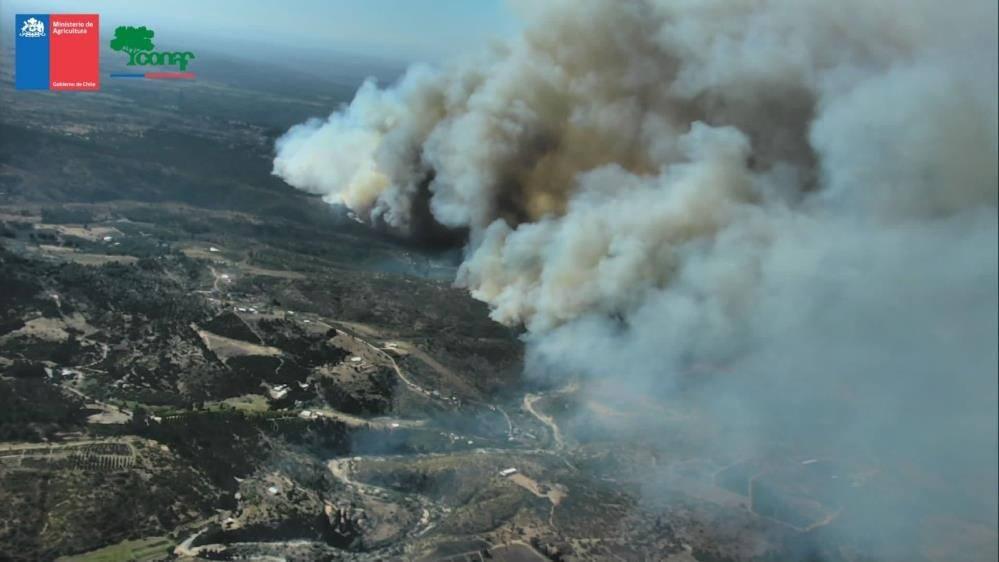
[2,0,522,61]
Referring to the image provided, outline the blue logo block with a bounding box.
[16,14,50,90]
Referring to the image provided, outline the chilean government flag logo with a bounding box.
[16,14,100,91]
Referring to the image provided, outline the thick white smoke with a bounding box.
[275,0,997,557]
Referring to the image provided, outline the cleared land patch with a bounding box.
[56,536,174,562]
[193,325,282,359]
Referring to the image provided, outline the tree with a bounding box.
[131,405,149,430]
[110,26,155,64]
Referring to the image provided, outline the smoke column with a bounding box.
[275,0,997,558]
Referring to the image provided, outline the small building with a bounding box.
[499,468,518,477]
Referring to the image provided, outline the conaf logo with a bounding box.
[19,17,45,38]
[110,26,195,71]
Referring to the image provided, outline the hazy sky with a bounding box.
[2,0,521,60]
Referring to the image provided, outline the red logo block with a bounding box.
[49,14,99,91]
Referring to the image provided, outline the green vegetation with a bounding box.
[0,378,86,441]
[0,42,547,561]
[0,447,219,560]
[56,536,173,562]
[40,206,96,224]
[211,394,271,413]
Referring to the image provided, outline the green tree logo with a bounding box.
[110,26,155,65]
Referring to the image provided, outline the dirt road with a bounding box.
[523,394,565,450]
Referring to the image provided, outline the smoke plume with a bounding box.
[275,0,997,558]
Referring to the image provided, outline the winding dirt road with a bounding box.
[523,393,565,449]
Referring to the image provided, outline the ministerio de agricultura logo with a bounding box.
[19,17,45,38]
[15,13,99,90]
[110,25,196,75]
